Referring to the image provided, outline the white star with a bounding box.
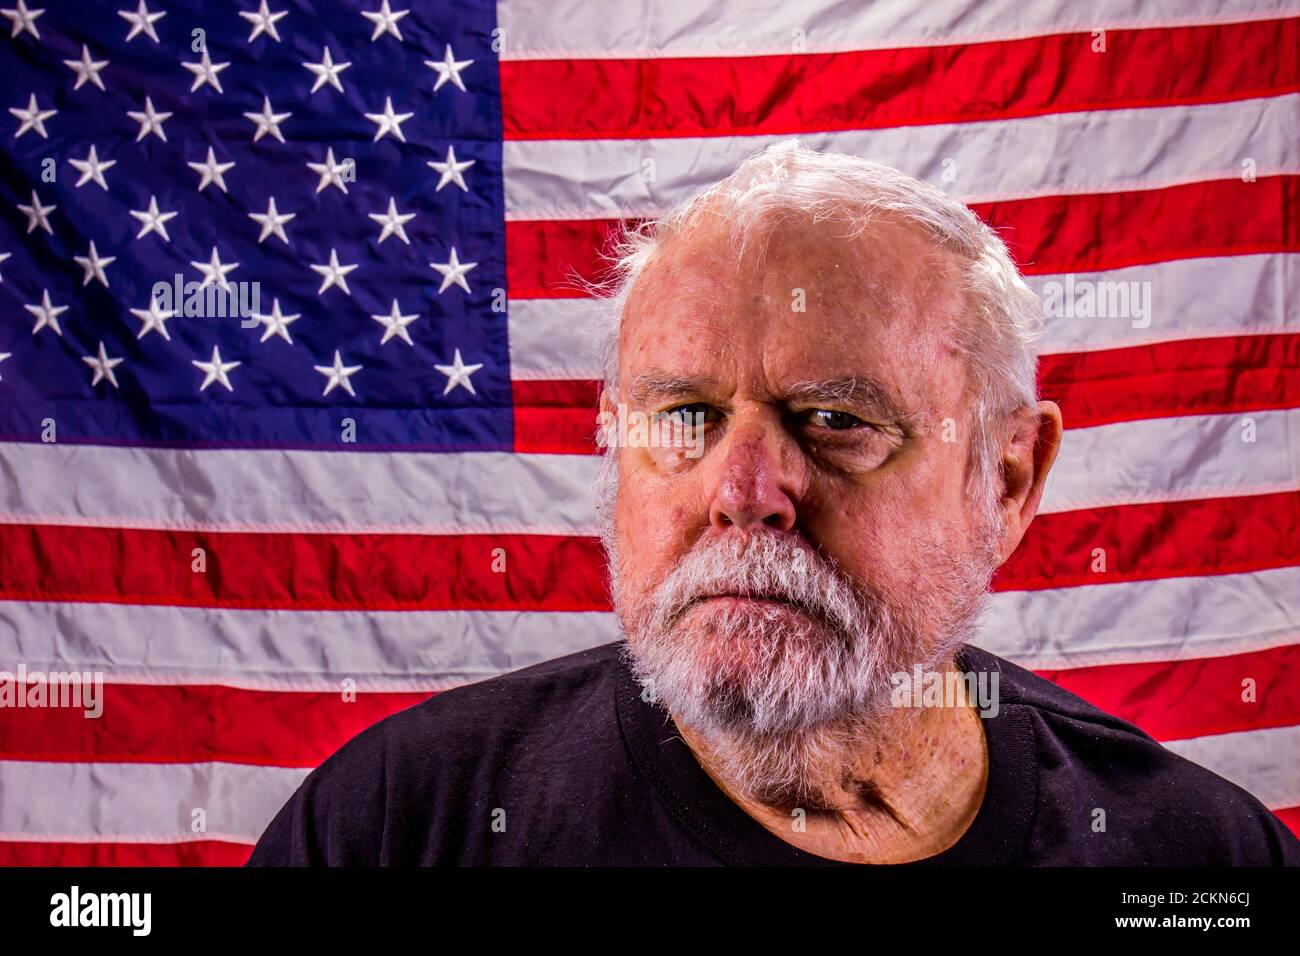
[364,96,413,143]
[127,95,172,142]
[251,297,300,344]
[192,345,241,392]
[314,350,363,397]
[425,44,472,93]
[129,195,177,241]
[434,349,483,395]
[0,251,10,281]
[368,196,415,245]
[182,49,230,94]
[361,1,408,41]
[429,247,477,294]
[371,299,419,346]
[118,1,165,43]
[188,146,235,193]
[64,45,109,91]
[24,289,67,337]
[69,144,117,190]
[0,352,11,380]
[306,146,351,194]
[10,93,56,139]
[73,240,116,287]
[243,95,291,143]
[303,46,351,93]
[248,196,295,244]
[191,246,239,289]
[2,1,42,39]
[428,145,474,192]
[17,189,55,235]
[130,297,175,340]
[240,0,287,43]
[310,248,358,296]
[82,341,124,388]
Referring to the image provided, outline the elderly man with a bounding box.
[250,142,1299,866]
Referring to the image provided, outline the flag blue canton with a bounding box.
[0,0,510,450]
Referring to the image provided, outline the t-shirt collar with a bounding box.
[615,642,1039,866]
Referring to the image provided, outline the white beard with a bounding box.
[611,524,1000,808]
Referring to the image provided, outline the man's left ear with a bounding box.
[995,400,1063,563]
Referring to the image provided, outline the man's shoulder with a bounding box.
[247,642,628,865]
[961,643,1155,738]
[961,644,1299,864]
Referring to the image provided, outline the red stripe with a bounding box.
[1038,643,1300,743]
[502,18,1299,140]
[0,646,1293,766]
[1,489,1296,608]
[507,216,624,300]
[0,684,428,767]
[1039,332,1300,430]
[1272,805,1300,838]
[999,490,1300,591]
[977,176,1299,276]
[513,333,1300,453]
[0,525,608,611]
[513,378,603,453]
[0,840,252,866]
[505,176,1300,299]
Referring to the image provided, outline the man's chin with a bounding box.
[630,624,870,738]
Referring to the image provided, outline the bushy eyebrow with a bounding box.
[626,369,914,424]
[625,370,720,405]
[783,376,914,423]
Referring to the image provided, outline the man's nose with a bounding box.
[706,425,797,532]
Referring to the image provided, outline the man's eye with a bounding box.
[807,409,866,431]
[657,403,713,425]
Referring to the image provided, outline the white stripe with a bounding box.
[497,0,1296,59]
[508,254,1300,378]
[0,760,305,844]
[0,603,620,690]
[976,566,1300,670]
[509,298,612,380]
[504,96,1300,219]
[1033,254,1298,355]
[3,567,1295,685]
[1164,725,1300,810]
[1,401,1292,530]
[0,443,602,534]
[1041,407,1299,515]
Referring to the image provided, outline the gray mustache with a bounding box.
[652,533,868,633]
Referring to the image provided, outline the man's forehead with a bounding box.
[623,215,964,355]
[619,211,966,404]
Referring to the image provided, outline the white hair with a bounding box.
[591,139,1044,530]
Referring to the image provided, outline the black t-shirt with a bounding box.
[247,641,1300,866]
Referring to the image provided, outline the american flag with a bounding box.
[0,0,1296,864]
